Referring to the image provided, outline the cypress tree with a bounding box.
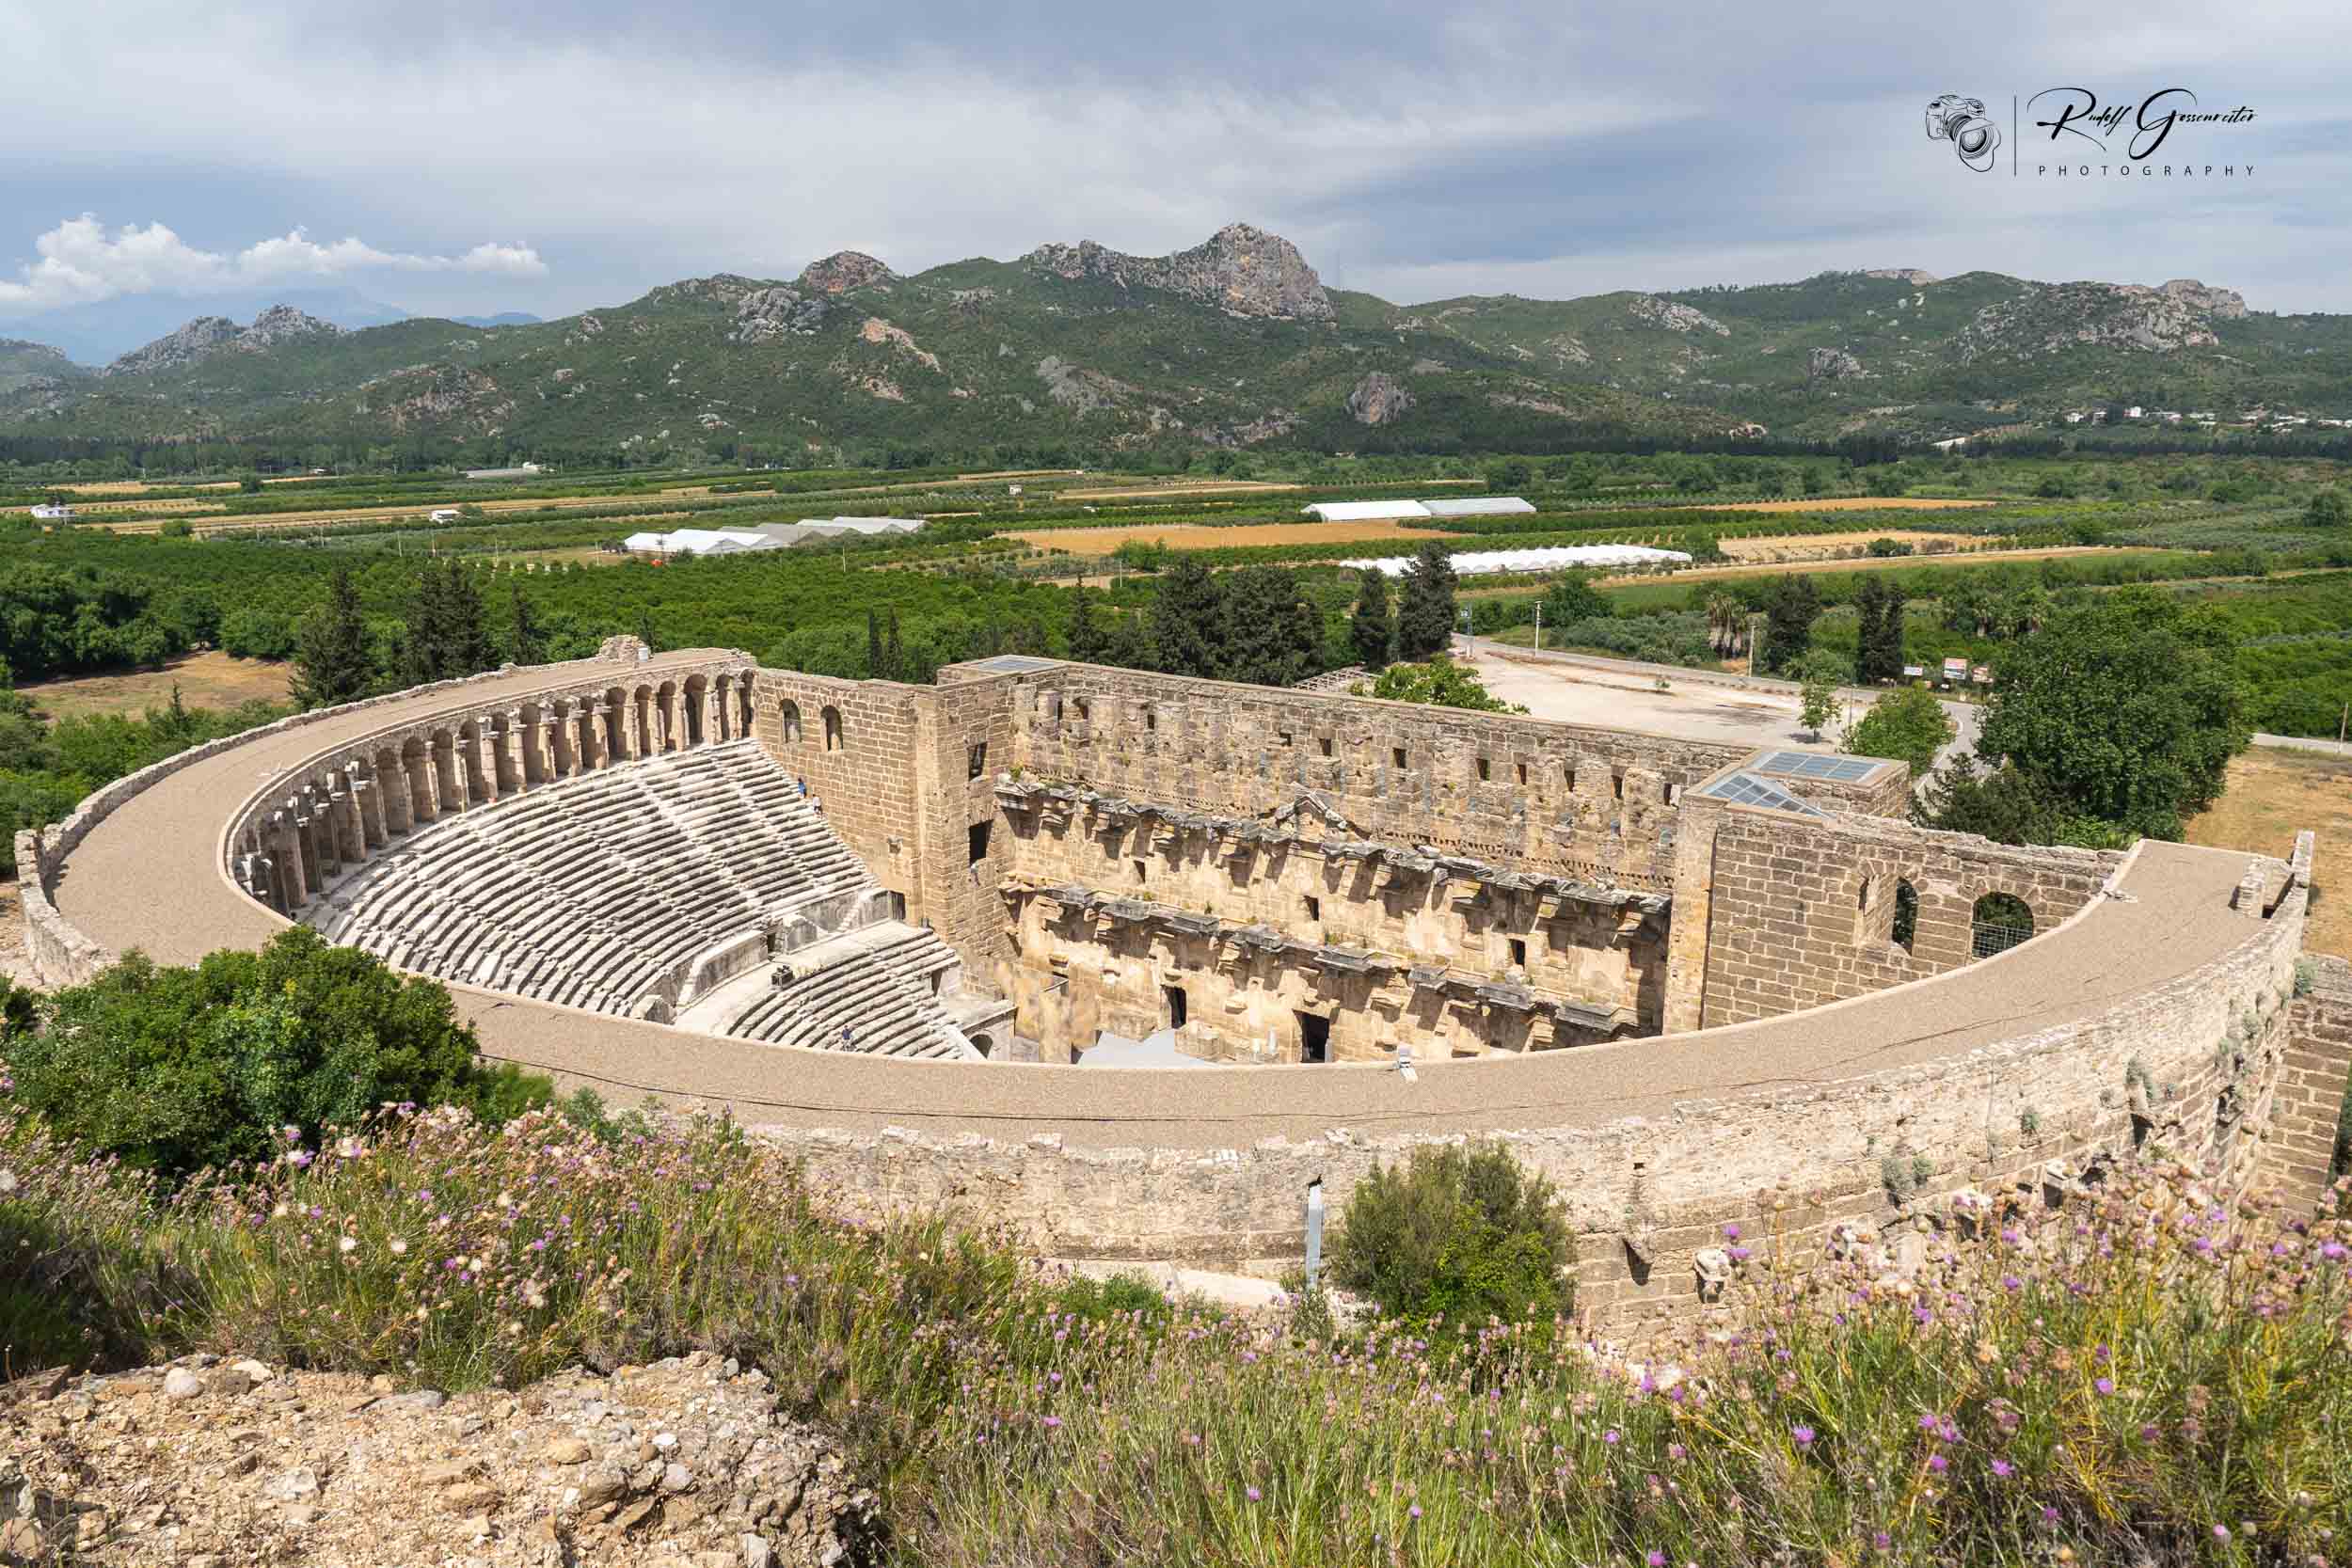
[883,610,905,680]
[441,562,494,675]
[1395,542,1459,659]
[507,584,545,667]
[1066,588,1106,663]
[1349,567,1393,670]
[1151,560,1224,677]
[293,565,373,708]
[1760,574,1821,676]
[1875,580,1910,683]
[866,609,885,676]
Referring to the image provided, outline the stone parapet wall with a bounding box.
[999,663,1753,886]
[1689,805,2122,1027]
[760,864,2307,1320]
[2264,953,2352,1205]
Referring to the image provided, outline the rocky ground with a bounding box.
[0,1352,875,1567]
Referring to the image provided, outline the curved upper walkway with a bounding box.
[47,650,2267,1150]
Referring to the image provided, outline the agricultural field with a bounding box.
[1715,528,1996,560]
[1006,518,1461,551]
[1698,497,1999,514]
[2186,747,2352,958]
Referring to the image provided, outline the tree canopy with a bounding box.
[1395,544,1458,660]
[1966,588,2249,841]
[7,927,548,1182]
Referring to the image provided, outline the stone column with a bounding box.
[549,706,577,779]
[520,712,548,787]
[497,712,525,795]
[294,800,326,894]
[433,736,461,813]
[272,811,308,911]
[382,759,414,836]
[352,763,387,850]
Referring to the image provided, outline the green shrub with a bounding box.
[8,927,548,1183]
[1327,1141,1569,1330]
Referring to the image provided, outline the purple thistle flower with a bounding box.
[1409,1504,1422,1520]
[1792,1425,1816,1446]
[1603,1429,1621,1445]
[1928,1453,1948,1474]
[2094,1377,2116,1396]
[1647,1553,1667,1567]
[1991,1459,2014,1479]
[1246,1486,1262,1501]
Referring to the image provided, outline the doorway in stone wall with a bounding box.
[1163,984,1188,1030]
[1296,1010,1330,1064]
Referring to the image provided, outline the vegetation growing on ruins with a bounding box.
[1325,1141,1571,1336]
[1843,686,1956,780]
[3,1091,2349,1565]
[1360,656,1525,713]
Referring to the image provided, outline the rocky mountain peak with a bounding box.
[238,305,343,349]
[2156,278,2248,319]
[1024,222,1332,321]
[102,315,243,377]
[798,252,897,295]
[1863,267,1940,286]
[99,306,342,377]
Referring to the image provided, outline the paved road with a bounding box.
[1459,637,1980,785]
[39,649,2266,1149]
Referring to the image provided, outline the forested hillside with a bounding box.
[10,225,2350,466]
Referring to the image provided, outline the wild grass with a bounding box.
[4,1098,2349,1564]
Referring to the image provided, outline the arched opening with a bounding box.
[779,700,803,743]
[1892,879,1919,952]
[684,674,707,746]
[735,679,754,736]
[1970,892,2035,958]
[822,705,844,752]
[632,685,655,757]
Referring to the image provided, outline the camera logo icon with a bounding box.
[1926,94,2001,171]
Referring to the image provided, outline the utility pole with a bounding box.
[1534,598,1542,652]
[2340,702,2347,744]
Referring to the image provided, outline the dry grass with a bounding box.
[2186,747,2352,959]
[18,650,294,721]
[1006,518,1460,551]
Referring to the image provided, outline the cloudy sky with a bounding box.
[2,0,2345,334]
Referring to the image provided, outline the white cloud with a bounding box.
[0,216,548,313]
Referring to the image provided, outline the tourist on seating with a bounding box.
[840,1024,855,1050]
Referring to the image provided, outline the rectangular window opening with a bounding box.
[967,820,992,864]
[1393,746,1408,769]
[1476,756,1491,782]
[1131,858,1149,884]
[1304,895,1322,922]
[1508,937,1528,967]
[966,741,987,780]
[1319,736,1334,758]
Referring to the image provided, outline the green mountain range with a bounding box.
[8,225,2351,457]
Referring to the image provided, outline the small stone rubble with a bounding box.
[0,1351,874,1567]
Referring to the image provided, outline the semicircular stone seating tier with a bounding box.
[230,662,977,1061]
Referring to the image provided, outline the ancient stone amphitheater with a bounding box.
[19,639,2348,1323]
